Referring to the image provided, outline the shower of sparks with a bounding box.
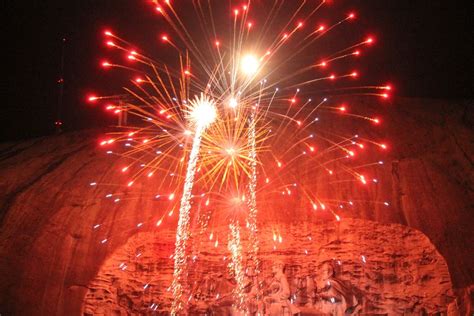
[228,220,246,311]
[172,94,216,313]
[247,109,260,271]
[88,0,392,313]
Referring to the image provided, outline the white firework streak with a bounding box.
[171,94,217,313]
[228,220,246,311]
[171,124,205,314]
[247,110,260,270]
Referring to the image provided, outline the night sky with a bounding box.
[2,0,473,141]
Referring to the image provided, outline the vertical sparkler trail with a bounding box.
[228,220,245,311]
[171,124,205,314]
[247,110,260,271]
[172,94,217,314]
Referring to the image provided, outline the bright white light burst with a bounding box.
[229,97,238,109]
[240,54,260,76]
[188,94,217,127]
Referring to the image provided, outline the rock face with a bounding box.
[82,219,453,315]
[0,97,473,315]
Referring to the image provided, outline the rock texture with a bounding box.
[82,219,454,315]
[0,97,473,315]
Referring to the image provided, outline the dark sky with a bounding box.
[2,0,473,141]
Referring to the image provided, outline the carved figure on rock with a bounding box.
[190,270,236,315]
[189,273,218,313]
[243,259,264,315]
[263,261,300,315]
[291,265,309,306]
[314,261,362,315]
[305,263,318,307]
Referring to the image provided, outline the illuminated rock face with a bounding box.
[82,219,453,315]
[0,97,472,315]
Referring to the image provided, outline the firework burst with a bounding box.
[89,1,391,313]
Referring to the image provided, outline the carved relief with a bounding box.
[82,219,454,315]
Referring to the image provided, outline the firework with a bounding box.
[247,109,260,271]
[228,220,246,310]
[89,1,391,313]
[171,94,217,312]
